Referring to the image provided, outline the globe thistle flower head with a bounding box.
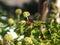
[17,41,22,45]
[23,11,30,18]
[24,37,33,44]
[7,31,18,39]
[20,20,26,24]
[40,43,45,45]
[8,18,14,25]
[15,9,22,15]
[4,34,13,42]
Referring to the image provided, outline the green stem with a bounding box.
[27,17,28,21]
[18,15,20,23]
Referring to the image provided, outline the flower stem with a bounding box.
[18,15,20,23]
[27,17,28,21]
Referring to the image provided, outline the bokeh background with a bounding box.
[0,0,60,45]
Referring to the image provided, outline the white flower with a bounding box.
[7,31,18,39]
[0,16,7,20]
[6,27,10,30]
[6,26,17,39]
[9,28,15,32]
[6,26,16,31]
[56,18,60,24]
[0,35,3,40]
[56,0,60,8]
[55,13,59,18]
[55,13,60,24]
[17,35,24,41]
